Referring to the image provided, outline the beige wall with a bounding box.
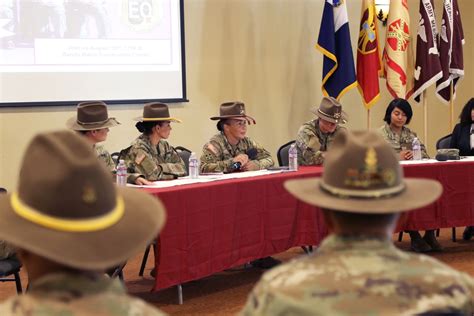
[0,0,473,190]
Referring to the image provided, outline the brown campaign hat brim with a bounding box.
[66,116,121,131]
[210,115,254,120]
[133,116,182,123]
[0,187,166,270]
[311,108,348,124]
[284,177,442,214]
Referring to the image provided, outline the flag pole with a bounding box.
[367,109,370,130]
[423,91,428,151]
[449,82,454,131]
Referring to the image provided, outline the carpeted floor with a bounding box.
[1,228,473,315]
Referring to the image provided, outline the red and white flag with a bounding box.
[356,0,382,109]
[413,0,443,102]
[436,0,464,103]
[382,0,414,99]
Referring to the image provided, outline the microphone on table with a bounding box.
[231,148,258,171]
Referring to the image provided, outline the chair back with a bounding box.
[175,146,192,175]
[436,134,452,149]
[277,140,295,166]
[111,152,120,166]
[0,257,22,294]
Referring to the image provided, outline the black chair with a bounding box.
[117,146,132,163]
[175,146,192,175]
[436,134,452,149]
[277,140,295,167]
[111,152,120,166]
[138,239,156,277]
[0,257,23,294]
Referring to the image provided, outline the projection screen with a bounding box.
[0,0,187,107]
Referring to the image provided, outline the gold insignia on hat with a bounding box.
[365,147,377,173]
[82,185,97,204]
[345,148,394,189]
[239,105,244,115]
[334,112,341,119]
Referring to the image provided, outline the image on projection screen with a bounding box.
[0,0,186,105]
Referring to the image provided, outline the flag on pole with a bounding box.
[413,0,443,102]
[436,0,464,103]
[382,0,414,99]
[316,0,357,101]
[356,0,381,109]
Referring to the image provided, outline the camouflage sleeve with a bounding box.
[129,147,163,181]
[296,127,324,165]
[127,173,143,184]
[158,144,186,179]
[200,141,234,173]
[96,147,116,172]
[248,139,274,169]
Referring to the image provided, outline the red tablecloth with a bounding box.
[144,161,474,291]
[397,161,474,231]
[143,166,325,291]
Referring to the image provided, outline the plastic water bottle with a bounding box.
[288,143,298,171]
[116,159,127,186]
[188,152,199,179]
[412,137,422,160]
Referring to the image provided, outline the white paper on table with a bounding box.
[127,169,289,188]
[399,156,474,165]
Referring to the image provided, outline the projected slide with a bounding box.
[0,0,186,105]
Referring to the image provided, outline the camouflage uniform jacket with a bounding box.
[95,144,115,172]
[200,132,274,173]
[0,272,166,315]
[125,134,186,181]
[94,144,141,184]
[241,235,474,316]
[379,123,429,159]
[296,119,344,165]
[0,240,15,260]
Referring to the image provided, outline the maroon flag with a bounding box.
[436,0,464,103]
[413,0,442,102]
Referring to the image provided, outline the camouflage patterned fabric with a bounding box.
[296,119,344,165]
[124,134,186,181]
[94,144,141,184]
[95,144,115,172]
[379,123,429,159]
[200,132,274,173]
[241,235,474,316]
[0,272,166,315]
[0,240,15,260]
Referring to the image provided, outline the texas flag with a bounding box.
[356,0,382,109]
[436,0,464,103]
[316,0,357,101]
[413,0,443,102]
[382,0,414,99]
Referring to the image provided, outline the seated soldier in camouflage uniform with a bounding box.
[296,97,347,165]
[125,102,186,181]
[378,98,438,253]
[200,101,274,173]
[0,130,166,315]
[242,131,474,316]
[201,102,278,269]
[67,101,151,185]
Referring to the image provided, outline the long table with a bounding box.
[143,159,474,292]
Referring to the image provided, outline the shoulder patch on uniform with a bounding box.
[207,143,218,155]
[135,152,146,165]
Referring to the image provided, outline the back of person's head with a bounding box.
[0,130,166,272]
[459,98,474,124]
[135,121,163,135]
[384,98,413,124]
